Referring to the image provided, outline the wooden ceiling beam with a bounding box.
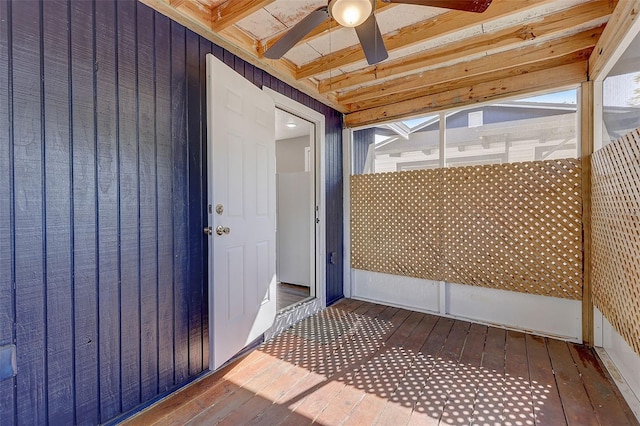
[174,0,213,26]
[588,0,640,80]
[345,61,588,128]
[139,0,347,113]
[211,0,276,32]
[220,25,261,55]
[318,0,615,93]
[296,0,558,79]
[339,26,604,106]
[258,1,395,57]
[345,48,592,111]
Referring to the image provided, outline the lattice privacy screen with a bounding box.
[592,128,640,356]
[351,159,583,300]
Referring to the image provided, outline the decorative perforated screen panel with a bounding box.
[351,169,443,280]
[351,159,583,300]
[592,128,640,356]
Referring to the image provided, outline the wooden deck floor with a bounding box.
[124,299,638,426]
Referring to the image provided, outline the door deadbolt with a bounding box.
[216,225,230,235]
[215,204,224,215]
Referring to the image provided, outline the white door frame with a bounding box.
[263,87,327,310]
[342,127,353,298]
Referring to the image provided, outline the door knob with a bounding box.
[216,226,230,236]
[204,226,213,236]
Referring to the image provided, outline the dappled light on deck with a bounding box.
[254,303,563,425]
[124,299,636,426]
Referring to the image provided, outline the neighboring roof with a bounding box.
[372,99,579,138]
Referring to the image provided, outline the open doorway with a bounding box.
[275,108,316,311]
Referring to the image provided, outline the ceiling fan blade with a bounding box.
[382,0,492,13]
[355,14,388,66]
[264,7,329,60]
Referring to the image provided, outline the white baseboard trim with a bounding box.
[595,347,640,422]
[594,308,640,422]
[352,269,582,342]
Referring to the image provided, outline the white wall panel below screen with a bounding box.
[352,269,582,342]
[594,307,640,420]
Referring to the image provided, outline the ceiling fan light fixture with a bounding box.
[328,0,372,28]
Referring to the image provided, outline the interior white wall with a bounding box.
[277,173,311,287]
[594,307,640,420]
[352,269,583,342]
[275,134,312,287]
[276,136,309,173]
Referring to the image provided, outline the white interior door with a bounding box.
[206,54,277,370]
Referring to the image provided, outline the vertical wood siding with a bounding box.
[0,0,343,423]
[70,0,99,420]
[353,128,376,175]
[0,0,14,422]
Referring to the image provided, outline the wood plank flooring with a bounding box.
[123,299,638,426]
[277,283,311,311]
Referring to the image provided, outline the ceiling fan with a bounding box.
[263,0,493,66]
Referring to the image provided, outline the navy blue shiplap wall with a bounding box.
[353,128,376,175]
[0,0,343,423]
